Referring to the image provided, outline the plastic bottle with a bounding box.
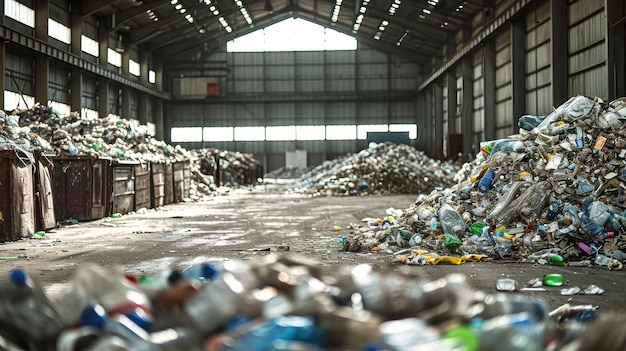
[546,200,562,221]
[0,269,67,350]
[51,265,153,329]
[182,262,221,282]
[184,260,262,333]
[478,312,544,351]
[218,316,326,351]
[79,304,157,351]
[543,274,564,286]
[544,253,566,266]
[478,293,550,323]
[478,169,496,193]
[438,203,467,236]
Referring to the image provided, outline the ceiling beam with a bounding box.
[111,0,170,31]
[82,0,124,16]
[126,15,182,46]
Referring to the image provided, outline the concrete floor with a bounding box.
[0,183,624,314]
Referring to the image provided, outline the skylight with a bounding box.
[227,18,357,52]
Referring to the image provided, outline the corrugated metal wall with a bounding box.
[170,43,418,171]
[49,65,69,105]
[525,1,552,115]
[418,0,618,157]
[495,29,513,138]
[567,0,607,98]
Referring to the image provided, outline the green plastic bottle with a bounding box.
[543,273,564,287]
[547,253,566,266]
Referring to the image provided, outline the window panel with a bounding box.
[326,125,356,140]
[389,124,418,139]
[266,126,296,141]
[357,124,388,139]
[171,127,203,142]
[296,125,325,140]
[234,126,265,141]
[204,127,234,141]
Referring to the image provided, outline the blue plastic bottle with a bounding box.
[478,169,496,193]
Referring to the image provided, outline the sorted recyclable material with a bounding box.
[0,256,619,351]
[340,95,626,269]
[292,142,462,196]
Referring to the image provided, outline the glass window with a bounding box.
[326,125,357,140]
[204,127,234,141]
[234,126,264,141]
[266,126,296,141]
[81,35,99,57]
[107,49,122,67]
[149,70,156,84]
[49,101,71,116]
[227,17,357,52]
[5,0,35,27]
[48,18,71,44]
[129,59,140,76]
[171,127,202,142]
[357,124,388,139]
[4,91,35,110]
[389,124,418,139]
[296,125,325,140]
[81,108,99,120]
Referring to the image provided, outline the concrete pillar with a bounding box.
[98,21,109,67]
[140,50,149,85]
[0,42,4,108]
[35,0,49,41]
[122,88,131,119]
[416,93,426,151]
[35,54,49,105]
[156,100,165,141]
[424,87,433,155]
[138,94,147,124]
[446,71,457,136]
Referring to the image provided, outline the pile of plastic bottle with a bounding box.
[0,255,618,351]
[341,96,626,268]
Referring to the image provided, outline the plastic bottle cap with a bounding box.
[202,263,220,281]
[79,304,107,329]
[9,269,27,285]
[125,309,153,331]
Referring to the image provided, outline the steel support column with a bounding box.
[98,79,109,117]
[35,54,48,105]
[70,0,82,56]
[416,92,426,152]
[551,0,568,106]
[0,42,4,108]
[462,56,474,156]
[607,0,626,100]
[70,67,82,112]
[35,0,48,41]
[483,40,496,140]
[446,71,457,136]
[434,80,444,157]
[122,88,131,119]
[98,21,109,67]
[424,87,434,155]
[512,20,526,133]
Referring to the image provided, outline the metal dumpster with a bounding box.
[52,156,112,221]
[183,160,191,199]
[111,161,136,215]
[34,152,56,231]
[173,160,187,202]
[134,162,151,211]
[0,149,35,241]
[151,162,166,208]
[164,161,174,205]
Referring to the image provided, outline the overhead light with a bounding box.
[180,8,186,13]
[423,8,431,14]
[175,4,182,10]
[170,0,177,4]
[199,28,206,34]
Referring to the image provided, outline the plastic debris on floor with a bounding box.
[340,96,626,269]
[1,256,619,351]
[291,142,462,196]
[264,166,310,180]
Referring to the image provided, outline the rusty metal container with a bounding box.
[134,162,151,211]
[164,161,174,205]
[151,162,166,208]
[111,161,136,215]
[33,152,56,231]
[0,149,35,241]
[52,156,112,221]
[173,161,185,202]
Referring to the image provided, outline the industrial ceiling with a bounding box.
[85,0,485,66]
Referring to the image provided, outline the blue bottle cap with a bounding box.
[79,304,107,329]
[9,269,27,285]
[125,309,153,332]
[202,263,219,281]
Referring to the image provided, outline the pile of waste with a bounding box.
[341,96,626,269]
[1,256,618,351]
[264,166,309,179]
[0,103,190,163]
[292,142,461,196]
[192,148,262,187]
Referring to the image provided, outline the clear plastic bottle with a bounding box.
[79,304,157,351]
[438,204,467,236]
[184,260,262,333]
[0,268,67,350]
[51,265,153,329]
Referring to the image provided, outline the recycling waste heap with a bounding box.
[291,142,462,196]
[341,95,626,269]
[2,256,623,351]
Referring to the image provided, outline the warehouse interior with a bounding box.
[2,0,626,350]
[1,0,623,172]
